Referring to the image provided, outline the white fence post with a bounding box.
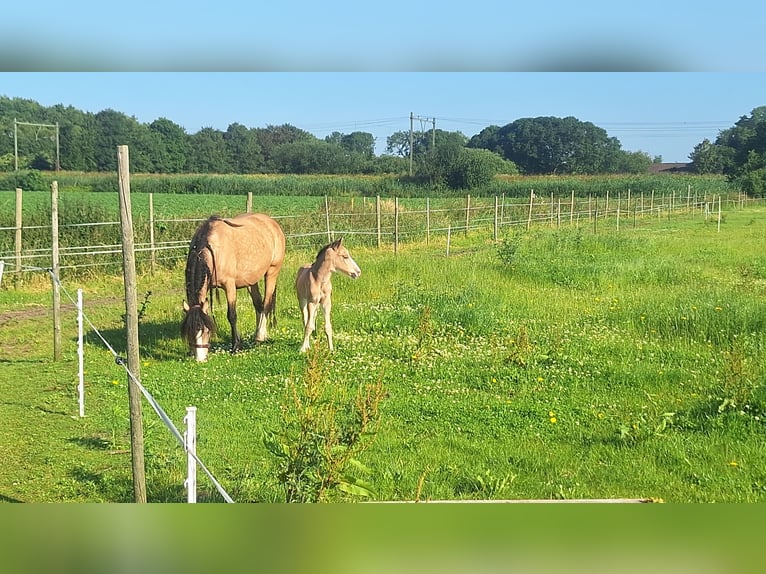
[184,406,198,503]
[77,289,85,418]
[0,260,5,287]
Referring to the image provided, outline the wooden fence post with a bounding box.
[149,193,156,275]
[527,189,534,230]
[394,197,399,254]
[117,144,147,504]
[465,194,470,236]
[570,190,575,225]
[426,197,430,245]
[324,196,331,243]
[376,195,381,249]
[15,188,22,273]
[51,181,62,362]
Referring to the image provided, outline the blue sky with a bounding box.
[1,1,764,72]
[3,73,764,163]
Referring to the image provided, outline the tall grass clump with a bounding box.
[263,343,386,502]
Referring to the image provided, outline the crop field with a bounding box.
[0,197,765,503]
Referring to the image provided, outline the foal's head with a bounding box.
[327,237,361,279]
[181,299,216,362]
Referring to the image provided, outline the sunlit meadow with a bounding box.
[0,205,764,503]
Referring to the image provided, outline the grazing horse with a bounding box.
[295,237,361,353]
[181,213,285,362]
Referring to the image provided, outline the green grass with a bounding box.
[1,206,765,503]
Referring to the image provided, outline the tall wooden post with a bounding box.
[148,193,156,275]
[117,145,147,503]
[394,197,399,254]
[51,181,62,361]
[15,188,22,272]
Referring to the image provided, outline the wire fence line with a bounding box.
[0,190,760,278]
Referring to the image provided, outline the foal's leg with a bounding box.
[322,291,334,352]
[300,300,318,353]
[249,283,265,343]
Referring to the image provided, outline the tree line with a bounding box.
[689,106,766,196]
[1,95,764,193]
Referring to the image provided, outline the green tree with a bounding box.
[188,127,232,173]
[149,117,190,173]
[691,106,766,194]
[689,138,733,174]
[340,131,375,158]
[255,124,314,171]
[93,109,156,172]
[273,140,349,174]
[468,116,623,175]
[612,150,653,174]
[224,123,264,173]
[447,148,517,189]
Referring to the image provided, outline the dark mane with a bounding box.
[185,218,217,302]
[314,238,342,261]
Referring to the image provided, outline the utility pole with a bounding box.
[408,113,436,177]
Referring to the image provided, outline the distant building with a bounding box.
[649,163,693,174]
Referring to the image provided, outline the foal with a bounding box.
[295,237,361,353]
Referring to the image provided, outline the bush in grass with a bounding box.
[264,344,386,502]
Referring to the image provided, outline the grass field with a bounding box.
[0,204,764,503]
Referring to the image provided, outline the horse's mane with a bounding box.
[314,238,342,262]
[185,217,219,301]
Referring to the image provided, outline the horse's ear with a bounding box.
[183,300,190,312]
[332,237,343,248]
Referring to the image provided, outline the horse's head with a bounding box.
[181,300,216,362]
[330,237,361,279]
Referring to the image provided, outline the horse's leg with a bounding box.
[249,283,265,343]
[257,268,281,342]
[224,283,241,353]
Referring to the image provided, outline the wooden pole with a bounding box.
[717,194,722,232]
[549,192,554,227]
[148,193,156,275]
[247,192,253,213]
[527,190,534,230]
[15,188,22,273]
[570,190,575,225]
[51,181,62,362]
[324,196,332,243]
[394,197,399,254]
[117,145,147,504]
[465,194,470,236]
[446,225,451,257]
[493,196,499,242]
[426,197,431,245]
[376,195,381,249]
